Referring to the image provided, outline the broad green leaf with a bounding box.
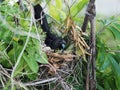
[107,26,120,39]
[70,0,88,17]
[112,23,120,31]
[20,19,30,29]
[14,58,25,76]
[97,51,111,73]
[100,57,110,72]
[49,5,60,21]
[36,52,48,64]
[97,84,104,90]
[99,19,114,26]
[0,29,13,42]
[49,5,66,21]
[23,55,39,73]
[27,73,37,80]
[55,0,62,9]
[109,54,120,75]
[115,74,120,89]
[104,80,111,90]
[113,52,120,63]
[25,39,48,64]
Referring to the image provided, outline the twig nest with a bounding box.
[46,52,76,75]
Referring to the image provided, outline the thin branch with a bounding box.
[11,2,34,89]
[82,14,89,32]
[24,77,59,86]
[59,80,71,90]
[0,13,42,40]
[81,0,96,32]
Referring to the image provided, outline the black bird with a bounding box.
[34,4,66,50]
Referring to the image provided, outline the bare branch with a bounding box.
[24,77,59,86]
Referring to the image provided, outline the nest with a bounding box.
[46,52,76,75]
[40,15,90,77]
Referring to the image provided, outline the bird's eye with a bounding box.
[62,43,65,49]
[59,40,66,49]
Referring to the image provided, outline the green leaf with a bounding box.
[103,80,111,90]
[36,52,48,64]
[27,73,37,80]
[0,29,13,42]
[115,74,120,89]
[109,54,120,75]
[55,0,62,9]
[49,5,66,21]
[23,55,39,73]
[14,58,25,76]
[70,0,88,17]
[107,26,120,39]
[100,57,110,72]
[109,53,120,89]
[112,23,120,30]
[97,84,104,90]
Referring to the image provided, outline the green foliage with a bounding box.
[108,23,120,39]
[96,16,120,90]
[0,0,120,90]
[70,0,88,17]
[55,0,62,9]
[0,0,48,84]
[48,0,88,23]
[48,0,66,22]
[98,17,120,40]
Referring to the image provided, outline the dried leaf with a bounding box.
[46,52,76,75]
[47,53,75,60]
[48,67,57,75]
[64,15,90,56]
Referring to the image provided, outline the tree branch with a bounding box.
[81,0,96,32]
[84,0,96,90]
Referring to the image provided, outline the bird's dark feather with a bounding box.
[34,4,66,50]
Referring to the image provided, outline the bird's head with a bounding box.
[46,37,66,50]
[58,39,66,50]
